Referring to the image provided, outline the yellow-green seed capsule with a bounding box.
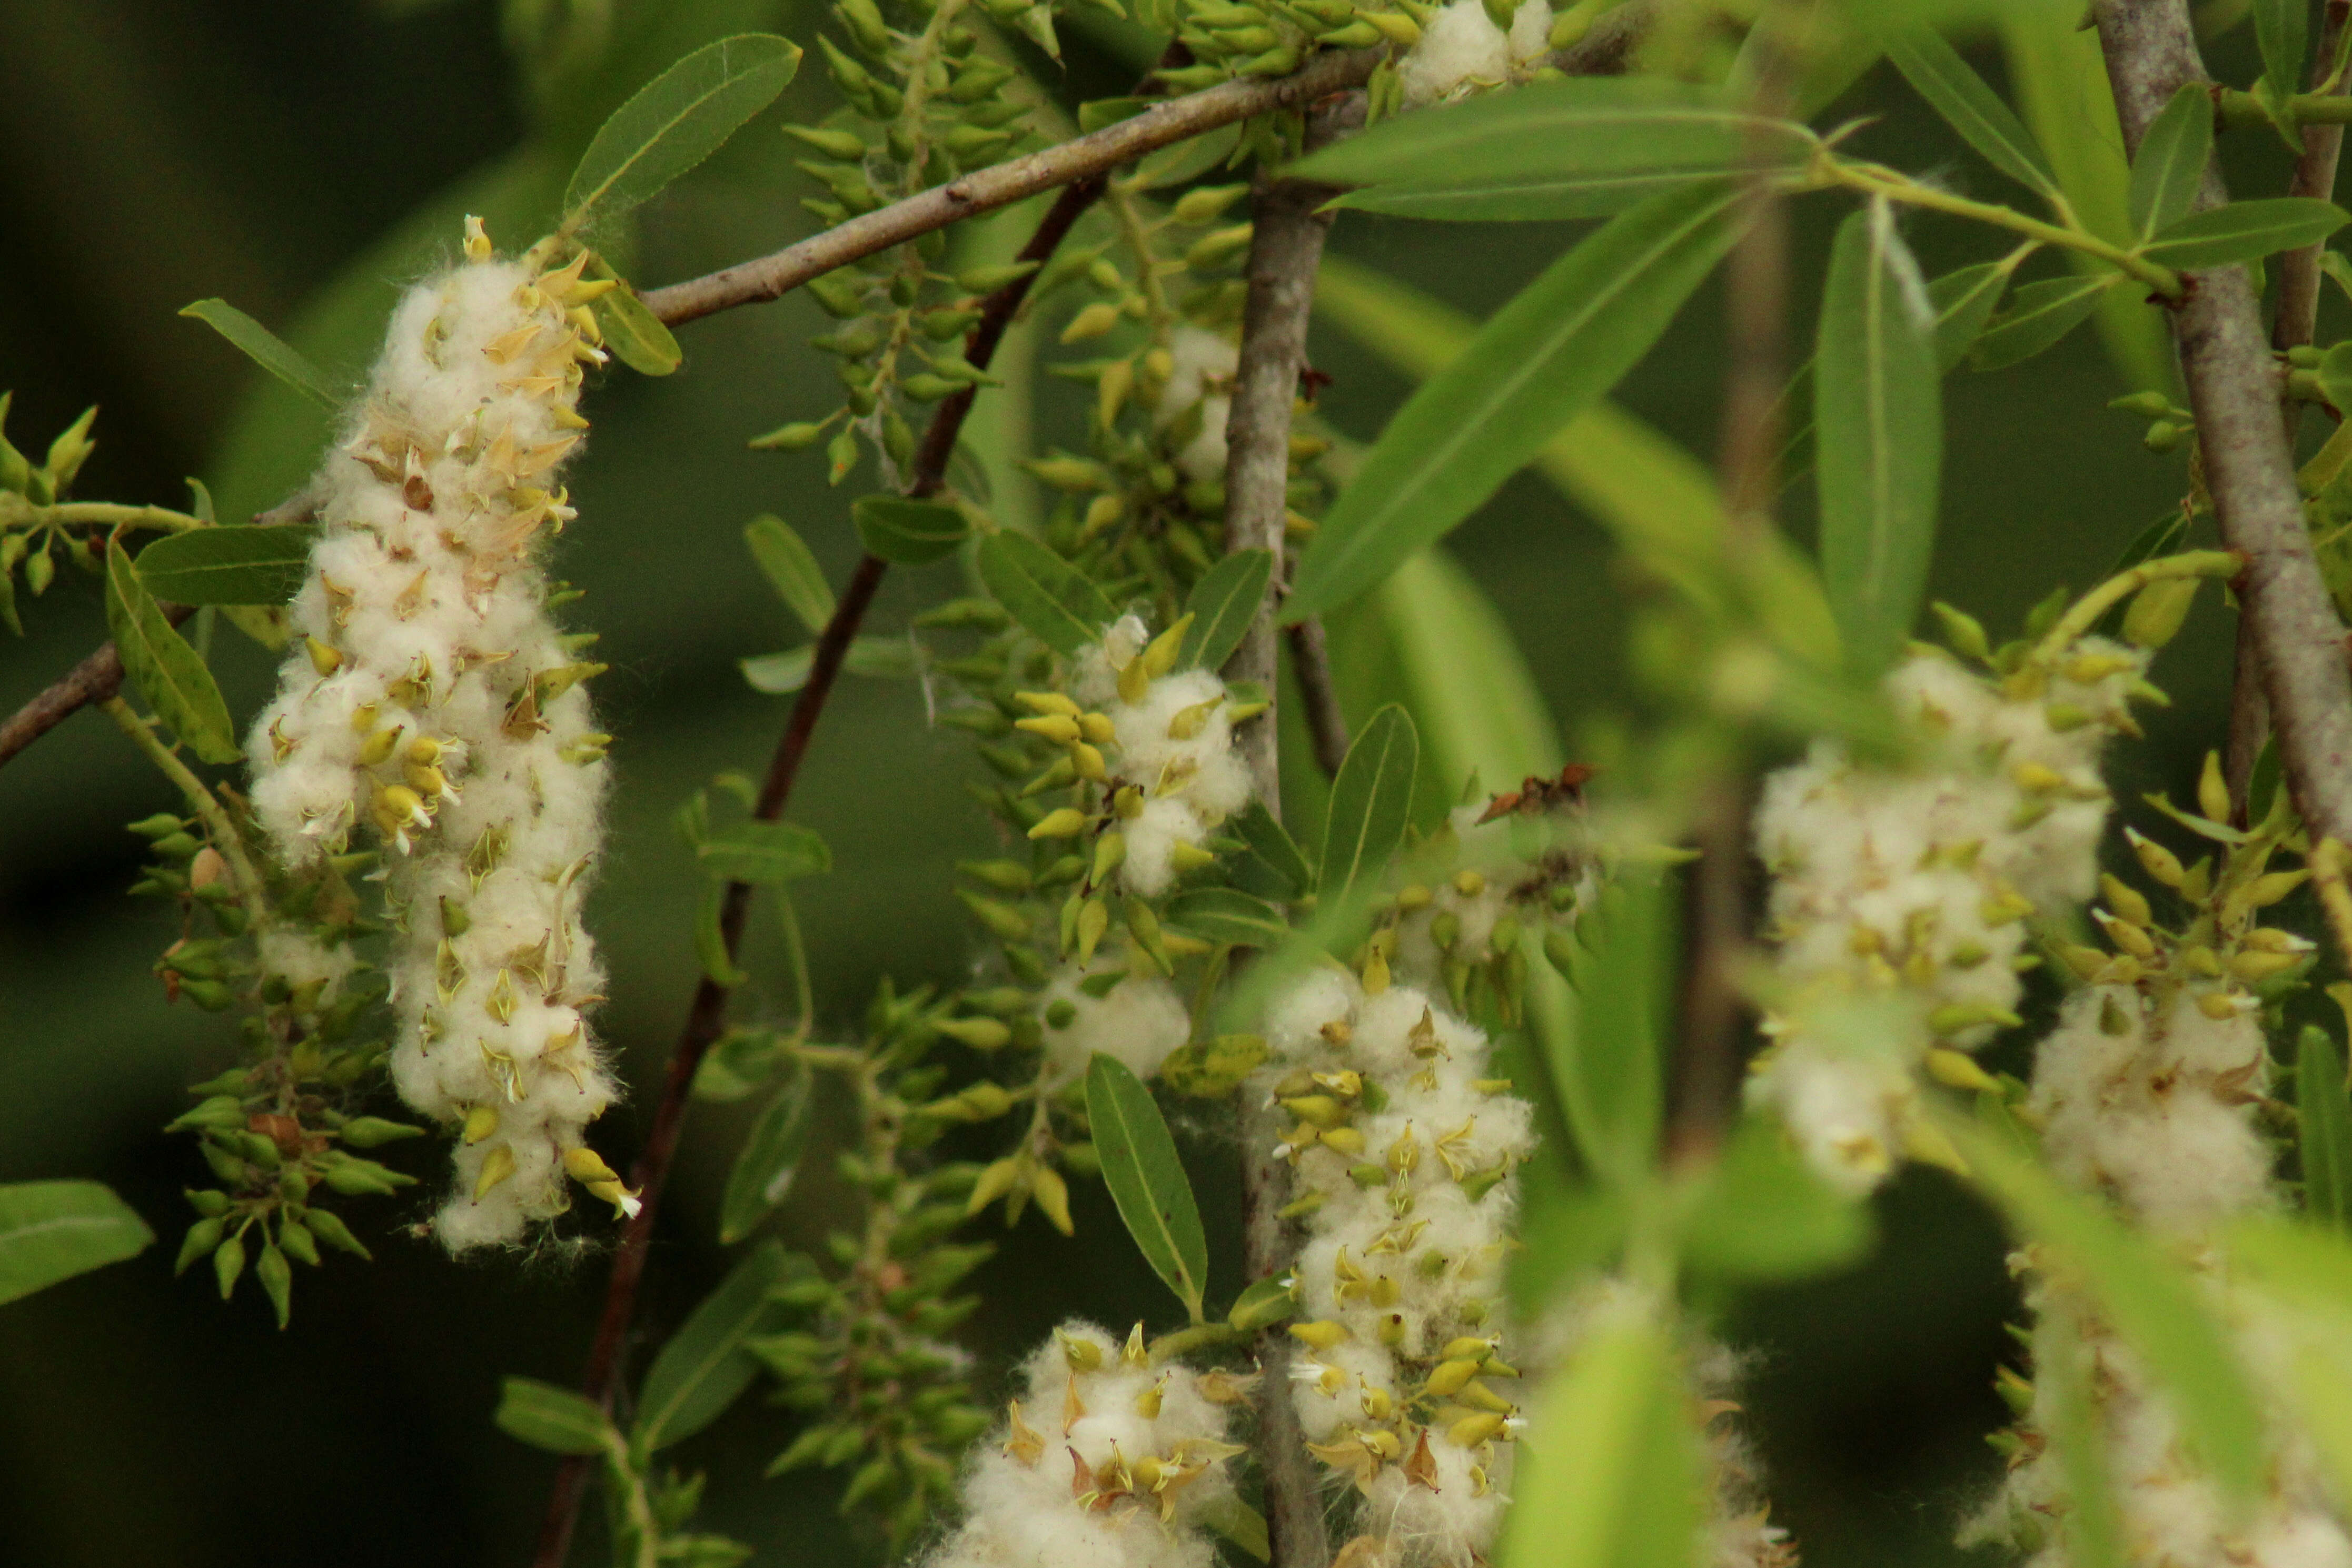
[473,1143,517,1199]
[463,1105,500,1144]
[359,725,404,766]
[1015,713,1082,744]
[1028,808,1088,840]
[1289,1320,1349,1350]
[2125,828,2185,889]
[2101,874,2153,927]
[1015,691,1080,717]
[2123,576,2199,649]
[1924,1048,2001,1093]
[1092,833,1127,883]
[2198,751,2232,823]
[306,637,343,677]
[2229,949,2301,983]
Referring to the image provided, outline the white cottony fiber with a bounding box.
[245,221,624,1250]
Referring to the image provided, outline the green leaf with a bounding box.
[740,637,917,695]
[1164,887,1291,947]
[1376,548,1563,791]
[133,525,314,607]
[1998,11,2174,390]
[2142,198,2352,271]
[694,881,748,989]
[1817,202,1942,677]
[1294,78,1815,224]
[1968,273,2116,372]
[1927,261,2015,373]
[1199,1497,1271,1564]
[1885,27,2060,201]
[104,539,239,765]
[1178,548,1274,673]
[178,300,338,407]
[2040,1305,2127,1568]
[694,821,831,885]
[1160,1034,1271,1097]
[1311,257,1838,671]
[745,515,836,635]
[1673,1117,1872,1282]
[2129,84,2214,241]
[977,531,1117,657]
[1287,183,1741,622]
[2227,1218,2352,1516]
[1230,801,1314,898]
[562,34,802,232]
[1317,703,1418,907]
[720,1064,815,1245]
[1954,1122,2266,1502]
[1085,1052,1209,1320]
[1495,1316,1704,1568]
[852,495,969,565]
[2255,0,2309,115]
[636,1242,798,1450]
[0,1180,152,1305]
[592,286,684,376]
[2301,1027,2352,1230]
[1550,872,1675,1187]
[495,1375,614,1456]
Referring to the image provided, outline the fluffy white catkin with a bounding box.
[1747,642,2147,1193]
[1973,812,2348,1568]
[923,1322,1247,1568]
[1398,0,1554,105]
[1260,969,1535,1568]
[245,218,629,1251]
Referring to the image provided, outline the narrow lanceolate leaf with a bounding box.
[1551,874,1675,1188]
[740,638,916,694]
[2301,1028,2352,1230]
[1230,800,1315,898]
[745,514,836,634]
[852,495,968,565]
[0,1180,152,1306]
[1164,887,1291,948]
[1085,1053,1209,1320]
[133,525,315,606]
[495,1376,615,1456]
[1293,77,1816,224]
[178,300,338,406]
[636,1242,796,1450]
[1178,548,1274,673]
[1968,273,2116,371]
[1815,201,1942,677]
[104,540,240,765]
[2129,84,2214,241]
[1495,1316,1704,1568]
[562,34,802,232]
[694,821,831,885]
[1956,1123,2266,1502]
[1317,704,1418,908]
[720,1064,815,1244]
[977,531,1117,657]
[592,286,684,376]
[1287,182,1742,622]
[2255,0,2310,115]
[1927,261,2016,373]
[2142,199,2352,272]
[1885,28,2060,202]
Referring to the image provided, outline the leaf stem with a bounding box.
[97,695,270,927]
[1823,159,2185,298]
[2030,548,2242,660]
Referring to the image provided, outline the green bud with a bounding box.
[955,261,1041,294]
[256,1241,293,1328]
[176,1216,225,1276]
[1931,602,1991,661]
[214,1230,247,1299]
[1185,224,1256,271]
[751,421,830,451]
[785,124,870,160]
[2122,575,2200,649]
[2109,390,2173,418]
[338,1116,424,1148]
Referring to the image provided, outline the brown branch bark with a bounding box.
[1284,618,1349,780]
[2094,1,2352,903]
[527,174,1113,1568]
[1223,103,1346,1568]
[2231,0,2350,818]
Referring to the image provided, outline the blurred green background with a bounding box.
[0,3,2312,1566]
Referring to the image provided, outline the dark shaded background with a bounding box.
[0,4,2309,1566]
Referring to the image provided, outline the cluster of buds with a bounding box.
[1744,558,2235,1194]
[2029,757,2313,1228]
[165,1054,423,1327]
[1380,767,1604,1022]
[750,982,999,1544]
[919,1322,1247,1568]
[1259,962,1536,1568]
[0,392,101,627]
[244,218,630,1251]
[757,0,1082,483]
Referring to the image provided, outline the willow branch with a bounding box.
[2095,0,2352,948]
[526,171,1114,1568]
[2234,0,2351,817]
[1284,618,1348,779]
[0,488,315,772]
[639,6,1659,330]
[1224,101,1345,1568]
